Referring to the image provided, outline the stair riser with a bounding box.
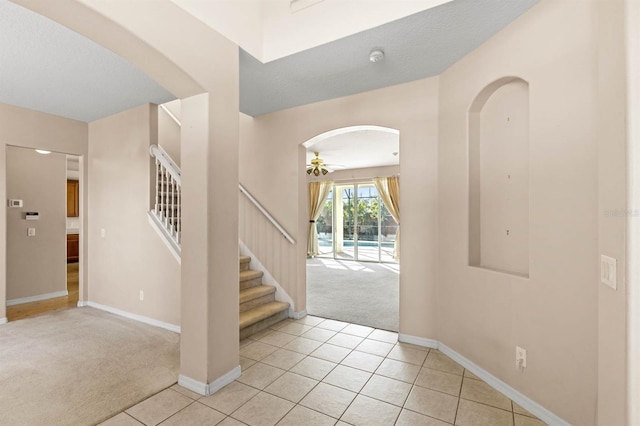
[240,293,276,313]
[240,276,263,290]
[239,309,289,340]
[239,260,250,272]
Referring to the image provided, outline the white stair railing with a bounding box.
[149,145,181,258]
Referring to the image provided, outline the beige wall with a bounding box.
[596,1,629,424]
[158,106,181,167]
[6,147,67,301]
[438,1,598,424]
[88,104,181,326]
[0,103,88,321]
[239,77,440,335]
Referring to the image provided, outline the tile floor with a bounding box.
[100,316,548,426]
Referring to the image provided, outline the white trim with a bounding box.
[85,301,181,334]
[6,290,68,307]
[289,309,307,320]
[148,212,181,263]
[398,333,438,349]
[0,317,7,325]
[160,104,181,127]
[398,333,569,426]
[438,343,569,426]
[178,366,241,396]
[77,301,88,307]
[239,241,295,310]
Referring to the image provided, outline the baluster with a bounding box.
[154,159,160,215]
[162,166,168,226]
[177,184,181,243]
[169,175,175,236]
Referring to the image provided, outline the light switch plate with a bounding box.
[27,228,36,237]
[601,255,617,290]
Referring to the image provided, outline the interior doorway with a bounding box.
[5,147,82,321]
[304,125,400,331]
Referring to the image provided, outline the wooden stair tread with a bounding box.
[240,301,289,329]
[240,285,276,304]
[239,255,251,264]
[240,269,263,281]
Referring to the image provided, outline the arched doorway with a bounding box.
[303,125,400,331]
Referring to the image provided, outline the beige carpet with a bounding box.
[307,257,399,331]
[0,307,179,426]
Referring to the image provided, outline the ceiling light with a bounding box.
[369,49,385,63]
[35,149,51,155]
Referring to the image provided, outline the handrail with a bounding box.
[150,145,180,184]
[239,183,295,245]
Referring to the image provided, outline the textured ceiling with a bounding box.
[0,0,539,124]
[240,0,540,116]
[0,0,175,123]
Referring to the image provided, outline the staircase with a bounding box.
[149,143,292,340]
[239,255,289,339]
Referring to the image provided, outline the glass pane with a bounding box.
[355,184,380,262]
[335,185,355,260]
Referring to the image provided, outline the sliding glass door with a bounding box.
[316,182,397,263]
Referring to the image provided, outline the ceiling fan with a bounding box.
[306,152,344,176]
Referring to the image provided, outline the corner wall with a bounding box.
[88,104,180,326]
[438,1,598,424]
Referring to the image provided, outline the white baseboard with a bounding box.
[77,301,88,307]
[398,333,438,349]
[85,301,181,334]
[179,365,241,396]
[398,334,568,426]
[0,317,7,325]
[289,309,307,320]
[6,290,68,307]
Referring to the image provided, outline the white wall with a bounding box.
[88,104,181,326]
[6,146,67,302]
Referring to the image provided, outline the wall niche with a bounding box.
[469,77,530,277]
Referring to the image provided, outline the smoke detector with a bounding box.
[369,49,385,63]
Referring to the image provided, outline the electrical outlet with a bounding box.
[139,290,144,301]
[516,346,527,369]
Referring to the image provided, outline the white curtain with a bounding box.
[308,181,333,257]
[374,176,400,260]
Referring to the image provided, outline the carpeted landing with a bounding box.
[306,257,399,332]
[0,307,179,426]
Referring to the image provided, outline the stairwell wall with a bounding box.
[88,103,181,326]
